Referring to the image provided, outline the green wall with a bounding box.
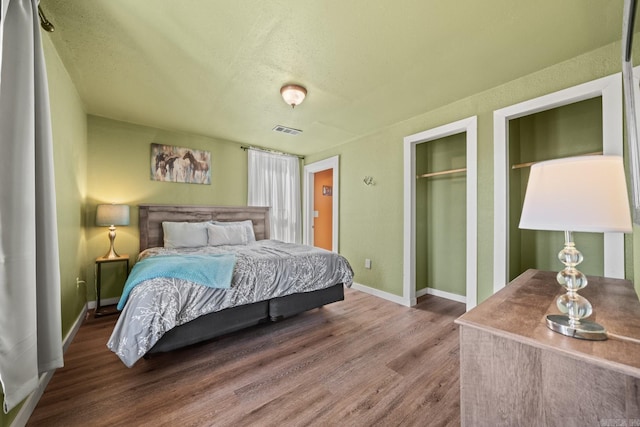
[85,116,249,298]
[46,35,89,335]
[307,40,637,303]
[323,133,404,295]
[416,133,467,295]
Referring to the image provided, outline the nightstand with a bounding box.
[456,269,640,425]
[95,255,129,317]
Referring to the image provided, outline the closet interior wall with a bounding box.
[416,133,467,297]
[508,97,604,281]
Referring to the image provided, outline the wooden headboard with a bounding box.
[139,204,271,251]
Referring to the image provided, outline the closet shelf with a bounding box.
[511,151,602,170]
[417,167,467,179]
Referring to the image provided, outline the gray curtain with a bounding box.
[0,0,63,413]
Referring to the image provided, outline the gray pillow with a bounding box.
[207,224,249,246]
[211,220,256,242]
[162,221,208,248]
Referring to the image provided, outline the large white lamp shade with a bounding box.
[519,155,632,233]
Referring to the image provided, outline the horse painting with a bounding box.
[150,143,211,184]
[154,152,181,180]
[183,151,210,184]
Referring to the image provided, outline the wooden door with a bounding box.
[313,169,333,250]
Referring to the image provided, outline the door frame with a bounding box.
[303,156,339,252]
[403,116,478,310]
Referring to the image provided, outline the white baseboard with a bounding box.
[350,282,414,307]
[351,283,466,307]
[87,296,120,310]
[11,304,88,427]
[417,287,467,304]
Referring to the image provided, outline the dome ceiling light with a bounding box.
[280,84,307,108]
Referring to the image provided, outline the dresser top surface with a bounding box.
[456,269,640,377]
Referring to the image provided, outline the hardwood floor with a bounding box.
[28,288,465,427]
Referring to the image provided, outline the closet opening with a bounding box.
[416,134,467,300]
[403,116,477,310]
[508,97,604,281]
[493,73,624,293]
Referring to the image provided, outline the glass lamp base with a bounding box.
[546,314,607,341]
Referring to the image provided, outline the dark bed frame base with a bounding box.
[146,283,345,355]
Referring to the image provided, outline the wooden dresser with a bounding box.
[456,269,640,426]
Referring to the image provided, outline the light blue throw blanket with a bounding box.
[117,253,236,310]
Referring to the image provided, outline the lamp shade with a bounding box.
[96,204,130,226]
[519,155,632,233]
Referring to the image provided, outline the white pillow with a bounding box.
[207,224,249,246]
[162,221,208,248]
[211,220,256,242]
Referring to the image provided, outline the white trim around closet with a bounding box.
[403,116,478,310]
[493,73,624,293]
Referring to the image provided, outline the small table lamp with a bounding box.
[519,155,632,340]
[96,204,130,259]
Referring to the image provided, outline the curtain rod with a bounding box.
[241,145,305,160]
[416,167,467,179]
[511,151,603,170]
[38,6,55,32]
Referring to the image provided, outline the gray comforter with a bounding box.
[107,240,354,367]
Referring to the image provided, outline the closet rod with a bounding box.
[416,167,467,179]
[240,145,305,160]
[511,151,603,170]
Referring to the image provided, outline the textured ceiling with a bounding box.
[42,0,626,155]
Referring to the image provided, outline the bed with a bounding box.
[107,204,353,367]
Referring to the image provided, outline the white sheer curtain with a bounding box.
[248,149,302,243]
[0,0,63,413]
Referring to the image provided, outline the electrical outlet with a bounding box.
[365,259,372,269]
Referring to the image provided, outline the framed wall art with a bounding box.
[150,143,211,185]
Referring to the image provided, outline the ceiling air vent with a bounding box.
[273,125,302,136]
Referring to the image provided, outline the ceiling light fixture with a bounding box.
[280,84,307,108]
